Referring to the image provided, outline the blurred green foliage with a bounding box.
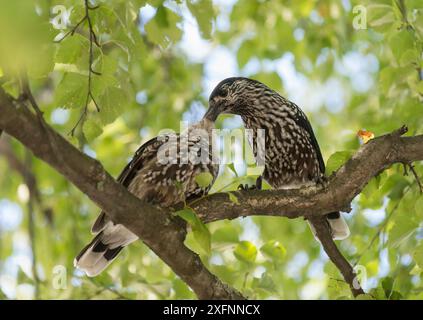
[0,0,422,300]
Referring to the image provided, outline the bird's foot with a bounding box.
[238,176,263,191]
[237,183,255,191]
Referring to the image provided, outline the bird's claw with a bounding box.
[238,183,255,191]
[237,176,263,191]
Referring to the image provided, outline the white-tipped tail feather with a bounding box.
[327,214,350,240]
[308,213,350,241]
[74,223,138,277]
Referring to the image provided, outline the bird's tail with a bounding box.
[74,224,138,277]
[308,212,350,241]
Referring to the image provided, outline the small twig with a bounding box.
[54,0,102,136]
[23,151,41,298]
[54,16,87,43]
[403,163,408,176]
[88,278,132,300]
[87,4,100,10]
[19,72,44,118]
[86,288,106,300]
[392,124,408,137]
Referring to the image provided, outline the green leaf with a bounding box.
[98,87,126,126]
[144,6,182,47]
[172,278,194,299]
[389,291,403,300]
[176,208,211,256]
[355,293,375,300]
[369,286,387,300]
[250,72,282,91]
[92,55,119,97]
[195,172,213,188]
[83,117,103,142]
[17,266,34,284]
[177,207,197,225]
[234,241,257,264]
[389,30,415,62]
[54,72,88,109]
[326,150,353,175]
[55,34,88,64]
[155,5,169,28]
[368,4,394,28]
[381,277,394,298]
[187,0,214,39]
[212,225,240,243]
[379,66,396,94]
[388,218,418,248]
[251,273,277,293]
[417,81,423,95]
[91,272,114,287]
[359,177,384,209]
[237,40,255,68]
[415,197,423,218]
[227,163,238,176]
[410,264,422,276]
[327,278,352,299]
[1,80,19,98]
[260,240,286,261]
[399,49,419,67]
[28,42,55,78]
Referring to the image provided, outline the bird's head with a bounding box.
[204,77,269,121]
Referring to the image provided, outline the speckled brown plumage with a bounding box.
[205,77,349,240]
[75,119,218,276]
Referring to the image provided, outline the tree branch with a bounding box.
[24,150,41,299]
[1,86,422,298]
[309,216,364,297]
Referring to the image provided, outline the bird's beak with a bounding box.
[203,101,222,122]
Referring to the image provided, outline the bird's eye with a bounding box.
[219,86,229,97]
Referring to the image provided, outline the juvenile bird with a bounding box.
[204,77,349,240]
[75,118,218,276]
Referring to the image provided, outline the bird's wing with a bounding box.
[116,137,161,187]
[291,103,326,174]
[91,137,161,233]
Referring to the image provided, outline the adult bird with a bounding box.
[204,77,349,240]
[74,118,218,276]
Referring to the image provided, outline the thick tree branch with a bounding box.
[0,88,244,300]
